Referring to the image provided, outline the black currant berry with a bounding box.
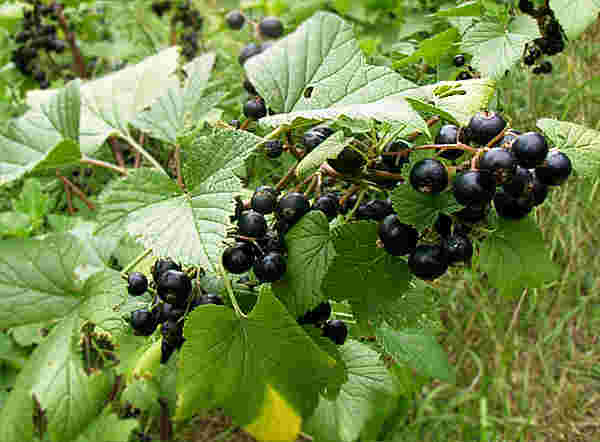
[453,170,496,206]
[339,194,358,215]
[127,272,148,296]
[243,97,267,120]
[455,203,489,223]
[442,234,473,265]
[298,302,331,325]
[535,151,572,186]
[156,302,185,323]
[408,244,449,280]
[276,192,310,225]
[161,319,184,346]
[511,132,549,168]
[157,270,192,306]
[453,54,466,67]
[253,252,286,283]
[251,187,278,215]
[503,166,532,197]
[457,71,472,81]
[312,193,339,221]
[409,159,449,194]
[467,111,507,146]
[238,210,268,238]
[152,258,182,284]
[529,171,549,206]
[264,140,283,158]
[519,0,534,13]
[492,130,520,149]
[493,191,533,219]
[355,199,394,222]
[257,232,286,254]
[327,147,366,175]
[378,214,419,256]
[382,140,411,171]
[222,243,255,274]
[191,294,224,309]
[243,78,257,95]
[258,16,284,38]
[478,147,517,185]
[160,338,176,364]
[322,320,348,345]
[313,126,334,138]
[302,130,326,152]
[434,213,453,238]
[130,309,159,336]
[238,42,262,65]
[435,124,463,160]
[225,10,245,30]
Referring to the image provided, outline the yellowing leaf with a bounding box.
[129,340,162,383]
[244,385,302,442]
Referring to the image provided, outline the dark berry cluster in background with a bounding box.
[126,258,224,364]
[519,0,566,75]
[150,0,203,60]
[11,1,66,88]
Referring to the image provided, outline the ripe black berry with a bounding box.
[455,203,489,223]
[264,140,283,158]
[313,126,334,138]
[302,129,327,152]
[511,132,549,168]
[408,244,449,280]
[157,270,192,306]
[382,140,411,171]
[457,71,472,80]
[503,166,532,197]
[493,191,533,219]
[127,272,148,296]
[238,210,267,238]
[442,234,473,265]
[530,172,549,206]
[535,151,572,185]
[355,199,394,222]
[322,320,348,345]
[409,159,449,194]
[243,78,257,95]
[478,147,517,185]
[152,258,182,284]
[327,147,366,175]
[156,302,185,323]
[191,294,224,309]
[519,0,534,13]
[453,54,466,67]
[453,170,496,206]
[243,97,267,120]
[160,338,176,364]
[339,194,358,215]
[238,42,262,65]
[258,16,284,39]
[312,193,339,221]
[276,192,310,225]
[378,214,419,256]
[434,213,453,238]
[257,232,286,254]
[467,111,507,145]
[435,124,464,160]
[130,309,159,336]
[253,252,286,283]
[225,10,245,30]
[161,319,184,346]
[298,302,331,325]
[251,186,278,215]
[222,243,255,274]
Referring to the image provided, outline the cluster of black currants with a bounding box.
[150,1,172,17]
[173,1,203,59]
[520,1,565,74]
[452,54,476,80]
[11,1,66,88]
[298,302,348,346]
[126,258,224,364]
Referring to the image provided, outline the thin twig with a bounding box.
[64,182,75,214]
[58,174,96,210]
[507,289,528,335]
[54,4,87,78]
[240,119,250,131]
[294,173,316,193]
[367,169,405,182]
[108,137,126,168]
[304,176,318,197]
[81,155,128,175]
[486,126,509,148]
[275,165,297,191]
[405,116,441,141]
[338,184,360,208]
[411,143,479,153]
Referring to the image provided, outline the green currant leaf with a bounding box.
[176,290,340,425]
[74,409,138,442]
[536,118,600,179]
[296,131,348,180]
[272,211,335,318]
[394,28,460,68]
[376,324,456,383]
[322,222,411,326]
[304,340,399,442]
[40,79,81,142]
[391,184,462,231]
[432,1,483,17]
[550,0,600,40]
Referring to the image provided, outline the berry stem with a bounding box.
[81,155,128,175]
[293,173,316,192]
[275,165,297,191]
[319,162,341,178]
[108,137,126,168]
[338,184,360,209]
[315,173,323,198]
[345,188,367,221]
[123,134,167,175]
[486,127,508,148]
[64,182,75,214]
[240,119,250,131]
[57,174,96,210]
[221,265,247,319]
[411,143,479,153]
[121,248,154,278]
[366,169,405,182]
[54,4,87,78]
[304,175,318,198]
[405,116,441,141]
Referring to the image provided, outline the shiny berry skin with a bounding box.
[435,125,463,160]
[160,339,176,364]
[238,210,268,238]
[377,214,419,256]
[457,71,472,80]
[257,232,286,254]
[467,111,507,146]
[493,191,533,219]
[503,166,532,197]
[161,319,184,346]
[302,130,326,152]
[156,302,185,323]
[511,132,549,168]
[434,213,452,238]
[191,294,224,309]
[478,147,517,185]
[152,258,182,284]
[408,244,449,280]
[264,140,283,158]
[127,272,148,296]
[225,10,245,30]
[243,97,267,120]
[382,140,411,171]
[322,320,348,345]
[312,193,339,221]
[157,270,192,306]
[530,172,549,206]
[409,159,449,194]
[238,42,262,65]
[443,234,473,265]
[243,78,257,95]
[452,170,496,206]
[258,16,284,38]
[222,243,255,274]
[251,186,278,215]
[130,309,159,336]
[535,151,572,186]
[453,54,466,67]
[455,204,489,223]
[276,192,310,225]
[253,252,286,283]
[327,147,366,175]
[356,199,394,222]
[313,126,334,137]
[298,302,331,325]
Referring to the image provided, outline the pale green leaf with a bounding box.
[550,0,600,39]
[41,79,81,141]
[75,410,138,442]
[296,131,347,180]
